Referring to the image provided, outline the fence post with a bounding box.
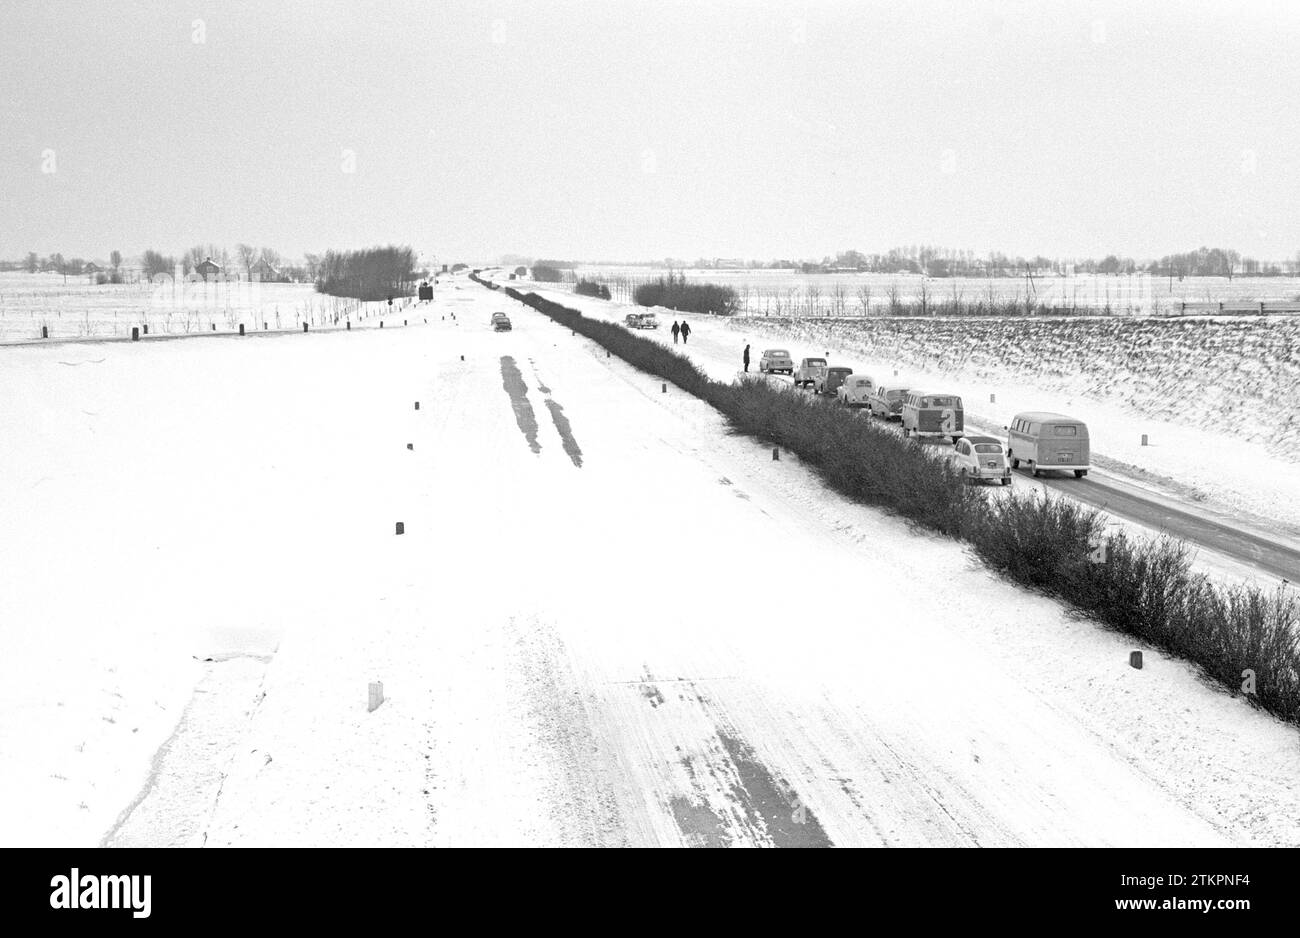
[131,326,139,341]
[239,323,245,335]
[303,323,309,332]
[41,326,48,339]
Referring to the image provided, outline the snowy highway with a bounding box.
[4,278,1300,848]
[527,283,1300,587]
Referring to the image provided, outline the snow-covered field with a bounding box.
[568,266,1300,316]
[0,271,410,341]
[3,275,1298,848]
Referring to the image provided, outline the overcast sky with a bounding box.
[2,0,1298,264]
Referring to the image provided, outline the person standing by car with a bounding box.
[680,320,691,344]
[671,320,680,343]
[743,343,751,372]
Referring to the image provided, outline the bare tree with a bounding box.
[856,283,872,316]
[806,284,822,317]
[237,243,257,281]
[109,250,121,271]
[830,282,848,316]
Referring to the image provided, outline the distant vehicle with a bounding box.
[901,391,964,442]
[837,374,875,407]
[868,385,909,420]
[758,349,794,375]
[1007,412,1090,477]
[953,435,1011,486]
[624,312,659,329]
[491,312,512,332]
[816,366,853,395]
[794,357,828,388]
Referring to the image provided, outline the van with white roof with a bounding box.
[1006,412,1090,478]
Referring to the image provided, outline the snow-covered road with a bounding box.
[4,278,1299,847]
[521,284,1300,587]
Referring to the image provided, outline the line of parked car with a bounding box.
[759,350,1091,485]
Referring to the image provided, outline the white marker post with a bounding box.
[368,681,385,712]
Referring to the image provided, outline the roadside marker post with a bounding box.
[131,327,139,341]
[772,447,780,461]
[1141,434,1149,446]
[1130,651,1143,669]
[395,522,405,535]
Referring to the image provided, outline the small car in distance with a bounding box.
[837,374,875,407]
[953,435,1011,485]
[1007,412,1090,477]
[816,366,854,396]
[868,385,909,420]
[794,357,828,388]
[491,311,512,331]
[759,349,794,375]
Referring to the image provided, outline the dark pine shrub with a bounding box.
[575,279,611,299]
[633,272,738,316]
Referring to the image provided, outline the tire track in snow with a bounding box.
[499,356,540,454]
[528,358,584,468]
[631,672,831,847]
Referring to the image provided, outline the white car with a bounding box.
[837,374,875,407]
[953,434,1011,485]
[758,349,794,375]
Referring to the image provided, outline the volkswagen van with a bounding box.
[901,391,964,441]
[1006,412,1090,477]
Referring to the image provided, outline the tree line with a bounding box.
[314,245,422,301]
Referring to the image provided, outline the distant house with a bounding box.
[195,257,222,281]
[83,262,102,274]
[250,257,280,282]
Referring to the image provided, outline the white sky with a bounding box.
[2,0,1298,263]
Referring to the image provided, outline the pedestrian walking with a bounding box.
[743,343,750,372]
[671,320,680,343]
[680,320,691,344]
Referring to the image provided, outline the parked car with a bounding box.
[794,357,828,388]
[837,374,875,407]
[624,312,659,329]
[901,391,964,442]
[491,312,512,332]
[953,435,1011,485]
[868,385,909,420]
[1007,412,1090,477]
[816,366,853,396]
[758,349,794,375]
